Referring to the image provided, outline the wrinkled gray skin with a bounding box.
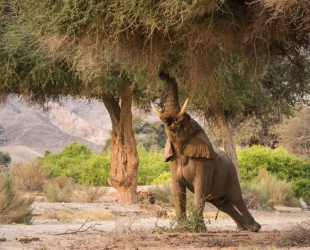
[152,74,261,232]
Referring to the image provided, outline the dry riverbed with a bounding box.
[1,190,310,250]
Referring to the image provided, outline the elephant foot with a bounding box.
[175,220,207,232]
[242,221,261,232]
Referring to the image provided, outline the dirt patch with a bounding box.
[1,193,310,250]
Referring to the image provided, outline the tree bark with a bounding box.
[212,106,239,171]
[101,83,138,203]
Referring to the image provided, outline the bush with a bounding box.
[74,184,106,203]
[80,153,110,186]
[41,142,111,186]
[41,141,92,180]
[238,145,310,201]
[0,175,34,224]
[149,185,172,204]
[138,147,170,185]
[13,159,49,192]
[238,145,310,181]
[43,176,74,202]
[241,169,297,207]
[151,171,171,184]
[0,151,11,167]
[292,179,310,204]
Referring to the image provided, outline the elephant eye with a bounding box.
[164,117,178,125]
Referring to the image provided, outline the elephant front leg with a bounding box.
[171,181,187,228]
[192,190,207,232]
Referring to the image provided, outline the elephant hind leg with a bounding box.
[229,194,261,232]
[213,198,248,231]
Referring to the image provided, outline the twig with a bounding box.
[51,218,100,235]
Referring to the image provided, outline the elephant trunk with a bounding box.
[159,72,180,116]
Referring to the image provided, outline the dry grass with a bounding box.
[40,207,115,223]
[279,222,310,248]
[43,176,74,203]
[242,169,298,207]
[13,160,49,192]
[73,184,106,203]
[0,174,34,224]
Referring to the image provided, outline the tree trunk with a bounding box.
[212,106,239,171]
[101,84,138,203]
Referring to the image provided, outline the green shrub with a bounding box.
[151,171,171,184]
[238,145,310,201]
[41,142,111,186]
[13,159,49,192]
[43,176,74,202]
[41,141,92,180]
[292,179,310,204]
[0,175,34,224]
[137,147,170,185]
[80,153,110,186]
[238,145,310,181]
[41,142,170,186]
[0,151,11,167]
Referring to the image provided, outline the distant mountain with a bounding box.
[0,97,112,163]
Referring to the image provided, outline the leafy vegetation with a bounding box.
[238,145,310,203]
[137,147,170,185]
[0,174,34,224]
[40,141,169,186]
[0,151,11,167]
[40,142,110,186]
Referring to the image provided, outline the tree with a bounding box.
[2,0,310,195]
[278,108,310,159]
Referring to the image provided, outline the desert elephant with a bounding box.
[151,73,261,232]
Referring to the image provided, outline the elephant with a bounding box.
[151,73,261,232]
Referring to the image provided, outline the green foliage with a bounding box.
[0,174,34,224]
[137,147,170,185]
[238,145,310,202]
[41,141,169,186]
[151,172,171,185]
[292,179,310,204]
[0,151,11,166]
[238,145,310,181]
[41,141,92,179]
[41,141,110,186]
[80,154,111,186]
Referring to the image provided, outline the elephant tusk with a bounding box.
[151,103,163,118]
[178,98,189,117]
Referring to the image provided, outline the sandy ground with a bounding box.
[1,192,310,250]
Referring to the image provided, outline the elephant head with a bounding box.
[152,73,215,160]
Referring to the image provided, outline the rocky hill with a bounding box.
[0,97,112,163]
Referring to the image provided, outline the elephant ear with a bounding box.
[181,130,214,158]
[164,139,174,162]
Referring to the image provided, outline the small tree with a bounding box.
[0,151,11,167]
